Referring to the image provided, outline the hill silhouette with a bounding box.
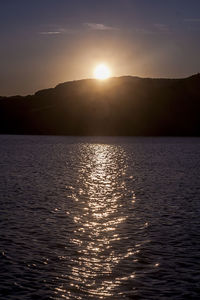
[0,74,200,136]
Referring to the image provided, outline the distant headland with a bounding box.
[0,74,200,136]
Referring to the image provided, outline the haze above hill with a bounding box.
[0,74,200,136]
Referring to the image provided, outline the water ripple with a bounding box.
[0,136,200,299]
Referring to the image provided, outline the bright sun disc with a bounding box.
[94,64,111,80]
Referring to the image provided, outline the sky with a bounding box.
[0,0,200,95]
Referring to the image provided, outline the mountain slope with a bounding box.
[0,75,200,136]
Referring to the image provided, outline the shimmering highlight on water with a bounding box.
[62,144,136,299]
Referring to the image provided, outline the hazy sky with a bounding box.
[1,0,200,95]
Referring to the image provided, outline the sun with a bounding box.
[94,64,111,80]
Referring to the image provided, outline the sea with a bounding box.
[0,135,200,299]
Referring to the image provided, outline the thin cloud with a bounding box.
[39,31,61,35]
[84,23,117,31]
[154,23,170,33]
[184,18,200,22]
[38,26,77,36]
[134,24,170,35]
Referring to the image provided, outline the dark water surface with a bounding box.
[0,136,200,299]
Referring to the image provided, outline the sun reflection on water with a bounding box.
[56,144,137,299]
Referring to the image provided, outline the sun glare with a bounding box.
[94,64,111,80]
